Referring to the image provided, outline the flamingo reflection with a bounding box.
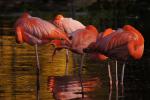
[108,81,125,100]
[48,76,101,100]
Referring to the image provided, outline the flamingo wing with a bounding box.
[123,25,144,59]
[15,16,56,39]
[84,25,144,60]
[71,27,98,54]
[15,16,71,44]
[94,30,136,60]
[53,18,85,37]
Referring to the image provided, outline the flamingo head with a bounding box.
[53,15,65,31]
[55,14,64,20]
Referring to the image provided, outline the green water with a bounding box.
[0,36,149,100]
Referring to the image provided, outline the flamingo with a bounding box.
[50,25,100,74]
[14,12,71,100]
[53,14,85,38]
[83,25,144,86]
[51,14,86,74]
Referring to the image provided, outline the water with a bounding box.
[0,36,150,100]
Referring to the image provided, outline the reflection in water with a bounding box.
[0,36,150,100]
[48,76,101,100]
[109,88,112,100]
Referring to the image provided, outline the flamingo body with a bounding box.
[83,25,144,86]
[84,25,144,60]
[15,13,70,45]
[69,25,99,54]
[50,25,99,53]
[14,12,72,100]
[53,15,85,37]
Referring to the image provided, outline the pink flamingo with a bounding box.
[14,12,70,100]
[50,25,100,74]
[53,14,85,38]
[84,25,144,86]
[51,14,86,74]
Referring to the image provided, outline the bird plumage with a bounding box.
[83,25,144,86]
[84,25,144,60]
[70,25,99,54]
[50,25,99,54]
[53,15,85,37]
[15,12,70,45]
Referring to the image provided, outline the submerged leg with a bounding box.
[34,44,40,100]
[121,63,125,96]
[108,62,112,88]
[109,86,112,100]
[78,71,84,98]
[116,82,118,100]
[115,60,118,86]
[51,48,57,62]
[78,54,85,75]
[65,49,69,75]
[78,54,85,98]
[121,63,126,85]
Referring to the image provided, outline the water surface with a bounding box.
[0,36,150,100]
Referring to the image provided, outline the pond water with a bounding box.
[0,36,150,100]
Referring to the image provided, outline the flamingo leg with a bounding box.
[108,62,112,87]
[65,49,69,75]
[115,60,118,86]
[109,85,112,100]
[34,44,40,100]
[51,48,57,62]
[115,60,119,100]
[78,53,85,75]
[116,82,119,100]
[78,54,85,98]
[78,71,84,98]
[121,63,125,85]
[121,63,125,96]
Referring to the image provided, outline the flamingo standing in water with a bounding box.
[14,12,70,100]
[84,25,144,86]
[51,14,86,74]
[50,25,100,74]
